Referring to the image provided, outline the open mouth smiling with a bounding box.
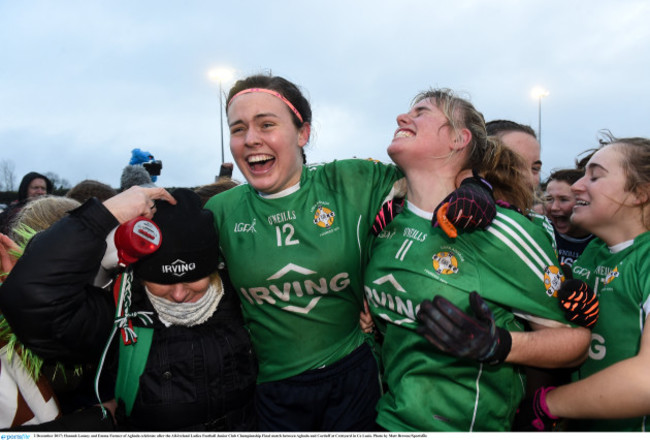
[247,154,275,171]
[394,129,414,139]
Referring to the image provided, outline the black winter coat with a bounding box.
[0,198,257,431]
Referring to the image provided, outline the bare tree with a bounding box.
[44,172,70,191]
[0,159,16,191]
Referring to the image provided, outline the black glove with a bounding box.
[433,172,496,237]
[417,291,512,365]
[371,198,404,236]
[512,386,560,431]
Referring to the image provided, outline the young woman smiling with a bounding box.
[363,89,591,431]
[517,135,650,432]
[204,74,404,431]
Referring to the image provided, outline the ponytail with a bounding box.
[478,137,534,212]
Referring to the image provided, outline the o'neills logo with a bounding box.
[162,259,196,277]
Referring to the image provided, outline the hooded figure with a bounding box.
[0,172,53,235]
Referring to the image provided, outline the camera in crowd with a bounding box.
[143,159,163,177]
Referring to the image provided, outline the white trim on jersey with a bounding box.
[0,345,61,428]
[469,363,484,432]
[642,296,650,321]
[356,215,363,267]
[513,310,569,328]
[487,212,555,283]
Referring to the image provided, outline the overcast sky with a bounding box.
[2,0,649,190]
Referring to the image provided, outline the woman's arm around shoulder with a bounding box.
[546,315,650,419]
[506,322,590,368]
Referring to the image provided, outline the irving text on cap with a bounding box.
[162,259,196,277]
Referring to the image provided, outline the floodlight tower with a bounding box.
[531,86,549,147]
[209,67,235,164]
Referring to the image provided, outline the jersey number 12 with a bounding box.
[276,224,300,247]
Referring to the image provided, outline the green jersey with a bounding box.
[205,159,401,383]
[570,231,650,432]
[364,203,568,432]
[528,211,557,251]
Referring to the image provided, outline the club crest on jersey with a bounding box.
[544,265,563,297]
[313,205,335,229]
[432,251,459,275]
[604,266,619,285]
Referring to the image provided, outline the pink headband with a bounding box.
[227,88,304,123]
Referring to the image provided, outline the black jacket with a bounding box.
[0,198,257,430]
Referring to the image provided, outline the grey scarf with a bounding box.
[145,277,224,327]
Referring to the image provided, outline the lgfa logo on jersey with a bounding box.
[544,265,563,297]
[313,205,335,229]
[432,251,459,275]
[234,218,257,233]
[605,266,620,285]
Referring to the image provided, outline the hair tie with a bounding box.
[227,88,304,123]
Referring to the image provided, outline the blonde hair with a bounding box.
[10,196,81,246]
[411,88,488,171]
[409,89,534,211]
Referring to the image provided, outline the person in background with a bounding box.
[486,120,544,213]
[515,135,650,432]
[481,138,535,213]
[66,180,118,204]
[119,165,155,192]
[364,88,591,431]
[486,120,542,189]
[542,168,595,268]
[0,172,53,235]
[0,187,258,431]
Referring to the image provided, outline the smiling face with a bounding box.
[544,179,581,235]
[227,92,310,194]
[143,276,211,303]
[387,98,456,169]
[571,144,642,240]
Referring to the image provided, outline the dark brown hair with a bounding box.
[227,74,312,164]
